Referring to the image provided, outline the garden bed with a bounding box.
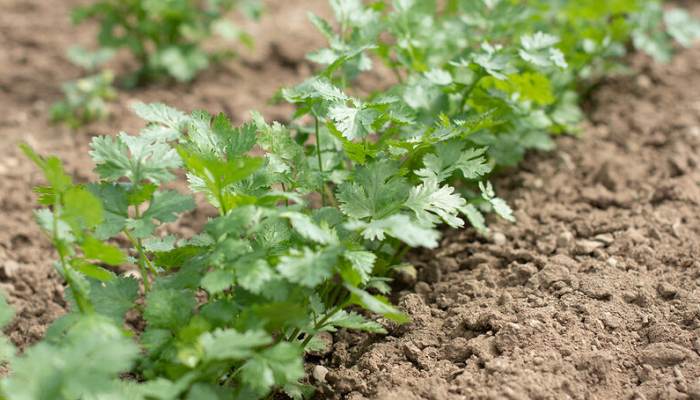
[0,1,699,399]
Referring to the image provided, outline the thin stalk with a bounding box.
[301,304,344,348]
[315,116,327,206]
[125,206,153,291]
[458,70,486,113]
[124,229,151,292]
[52,199,90,314]
[216,185,229,216]
[286,328,301,342]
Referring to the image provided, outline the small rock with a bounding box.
[594,233,615,245]
[395,264,417,287]
[637,74,652,89]
[600,312,622,330]
[574,239,604,255]
[312,365,329,383]
[0,260,21,279]
[534,263,570,288]
[556,231,574,248]
[606,257,618,268]
[657,282,679,300]
[403,342,430,369]
[493,232,507,246]
[640,342,690,367]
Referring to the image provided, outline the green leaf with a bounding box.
[20,144,72,193]
[0,316,139,400]
[479,181,515,222]
[337,161,409,220]
[89,277,139,324]
[71,259,115,282]
[277,247,339,287]
[63,186,104,230]
[90,133,181,184]
[346,285,409,323]
[132,102,189,135]
[327,310,387,334]
[343,250,376,284]
[416,144,491,182]
[88,183,128,239]
[282,212,337,245]
[201,269,234,295]
[82,235,126,265]
[665,8,700,47]
[235,259,275,294]
[406,178,467,228]
[347,214,440,248]
[144,288,196,330]
[142,190,195,224]
[200,329,272,361]
[239,342,304,397]
[329,103,377,141]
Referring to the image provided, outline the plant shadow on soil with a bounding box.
[1,1,700,399]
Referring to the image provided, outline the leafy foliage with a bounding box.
[51,48,117,128]
[72,0,262,83]
[6,0,700,399]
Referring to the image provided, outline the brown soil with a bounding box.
[2,1,700,399]
[317,27,700,400]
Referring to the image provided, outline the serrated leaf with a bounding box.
[346,285,409,323]
[144,288,196,330]
[347,214,440,248]
[200,329,272,361]
[277,247,339,287]
[239,342,304,397]
[327,310,386,333]
[89,277,139,324]
[406,178,467,228]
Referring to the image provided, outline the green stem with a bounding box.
[459,70,486,113]
[124,229,151,292]
[301,303,344,348]
[315,116,327,207]
[125,206,153,291]
[52,198,90,313]
[286,328,301,342]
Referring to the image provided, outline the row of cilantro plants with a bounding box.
[2,0,699,399]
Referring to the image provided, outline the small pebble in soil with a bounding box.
[656,282,679,300]
[492,232,507,246]
[556,231,574,248]
[312,365,329,383]
[394,264,417,287]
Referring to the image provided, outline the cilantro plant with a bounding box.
[4,1,699,399]
[72,0,262,84]
[51,47,117,128]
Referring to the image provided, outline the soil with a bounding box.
[1,1,700,400]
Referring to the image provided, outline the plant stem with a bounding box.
[459,70,486,113]
[286,328,301,342]
[301,304,344,348]
[315,116,327,207]
[52,199,90,314]
[126,206,152,292]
